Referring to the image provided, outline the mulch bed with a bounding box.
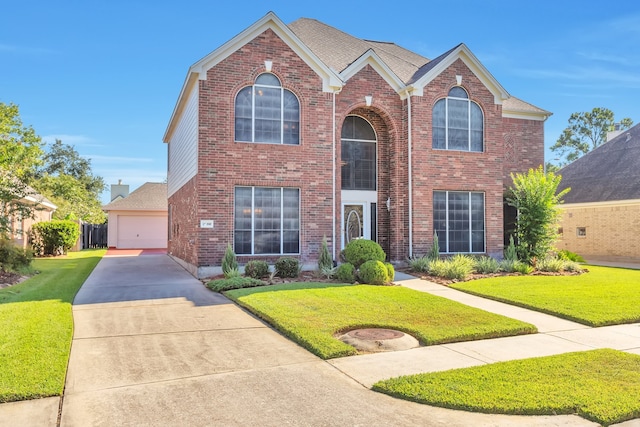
[0,271,27,289]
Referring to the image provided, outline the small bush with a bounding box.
[275,257,301,278]
[499,259,519,273]
[514,261,534,275]
[319,265,336,279]
[557,249,585,263]
[428,258,448,277]
[442,254,475,280]
[221,244,238,278]
[474,256,500,274]
[504,235,518,261]
[244,260,270,279]
[385,262,395,282]
[428,232,440,260]
[359,260,390,285]
[537,257,565,273]
[409,256,432,273]
[317,236,333,271]
[335,263,356,283]
[30,220,80,256]
[563,260,584,273]
[343,239,386,269]
[207,276,266,292]
[0,238,33,272]
[224,267,241,278]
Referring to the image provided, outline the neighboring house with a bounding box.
[7,188,57,249]
[556,123,640,262]
[163,12,550,278]
[103,182,168,249]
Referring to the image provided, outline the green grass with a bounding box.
[373,349,640,426]
[226,282,536,359]
[0,249,105,403]
[451,266,640,326]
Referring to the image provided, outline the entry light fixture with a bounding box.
[365,95,373,106]
[386,197,391,212]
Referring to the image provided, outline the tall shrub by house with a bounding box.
[317,236,333,271]
[506,166,570,264]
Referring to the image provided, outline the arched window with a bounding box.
[432,87,483,152]
[235,73,300,145]
[341,116,376,190]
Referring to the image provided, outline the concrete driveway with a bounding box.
[2,254,599,426]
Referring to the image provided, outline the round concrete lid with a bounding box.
[337,328,419,353]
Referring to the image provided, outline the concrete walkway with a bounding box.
[1,255,639,426]
[329,273,640,391]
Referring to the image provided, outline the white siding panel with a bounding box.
[168,87,198,196]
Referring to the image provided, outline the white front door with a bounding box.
[341,190,377,250]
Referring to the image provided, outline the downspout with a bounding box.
[407,91,414,258]
[332,90,337,260]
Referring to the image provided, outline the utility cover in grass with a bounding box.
[373,349,640,426]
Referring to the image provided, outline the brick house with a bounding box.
[555,123,640,262]
[163,12,549,278]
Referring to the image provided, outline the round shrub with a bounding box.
[335,262,356,283]
[385,262,395,282]
[342,239,386,269]
[244,260,270,279]
[358,260,390,285]
[275,257,300,278]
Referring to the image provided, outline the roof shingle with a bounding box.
[103,182,167,211]
[557,123,640,203]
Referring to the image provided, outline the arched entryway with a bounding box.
[340,115,378,249]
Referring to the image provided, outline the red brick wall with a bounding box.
[196,29,335,267]
[410,59,505,257]
[168,176,199,266]
[503,117,545,187]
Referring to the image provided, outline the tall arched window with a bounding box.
[235,73,300,145]
[432,87,483,152]
[341,116,377,190]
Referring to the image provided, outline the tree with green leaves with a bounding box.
[34,139,107,223]
[0,102,45,235]
[506,166,570,264]
[551,107,632,165]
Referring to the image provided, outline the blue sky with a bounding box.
[2,1,639,203]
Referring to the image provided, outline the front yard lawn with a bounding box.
[451,266,640,326]
[0,249,105,403]
[373,348,640,426]
[225,282,536,359]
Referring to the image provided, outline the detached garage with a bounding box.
[103,182,168,249]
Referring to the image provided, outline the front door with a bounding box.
[341,194,378,250]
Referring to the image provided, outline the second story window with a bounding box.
[433,87,483,152]
[235,73,300,145]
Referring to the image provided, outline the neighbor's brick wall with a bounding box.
[410,59,505,257]
[502,117,545,188]
[557,202,640,261]
[196,29,335,267]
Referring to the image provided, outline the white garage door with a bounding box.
[117,215,167,249]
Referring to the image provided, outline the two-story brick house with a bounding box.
[163,12,549,278]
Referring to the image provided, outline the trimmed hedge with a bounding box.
[29,220,80,256]
[343,239,385,269]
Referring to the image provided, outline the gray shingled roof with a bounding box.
[557,123,640,203]
[288,17,546,116]
[103,182,167,211]
[289,18,428,84]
